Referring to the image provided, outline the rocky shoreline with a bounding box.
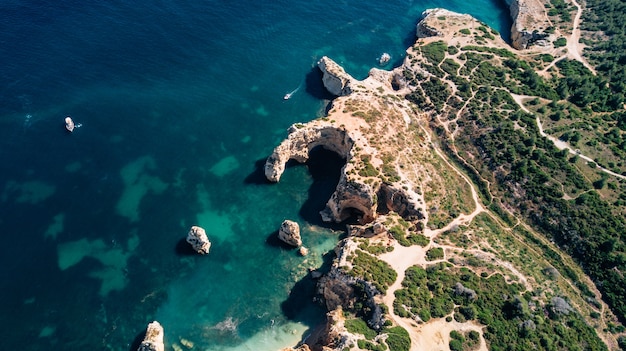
[135,1,581,350]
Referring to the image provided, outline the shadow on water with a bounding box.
[304,67,335,101]
[494,0,513,44]
[299,146,346,231]
[175,238,199,256]
[244,158,273,185]
[401,19,418,54]
[280,249,336,327]
[128,329,146,351]
[265,230,299,250]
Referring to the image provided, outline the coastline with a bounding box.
[263,0,623,350]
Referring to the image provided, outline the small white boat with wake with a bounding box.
[283,84,301,100]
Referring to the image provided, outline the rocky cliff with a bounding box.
[508,0,555,49]
[318,56,355,96]
[137,321,164,351]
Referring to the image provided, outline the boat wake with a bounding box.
[283,84,301,100]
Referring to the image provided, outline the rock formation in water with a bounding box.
[137,321,164,351]
[278,220,302,247]
[186,226,211,254]
[317,56,355,96]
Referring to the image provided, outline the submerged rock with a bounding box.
[278,220,302,247]
[186,226,211,254]
[137,321,164,351]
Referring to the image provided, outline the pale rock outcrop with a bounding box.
[186,226,211,254]
[508,0,555,49]
[279,220,302,247]
[264,124,353,182]
[137,321,164,351]
[416,8,473,38]
[279,345,311,351]
[264,123,380,225]
[320,178,376,224]
[318,56,355,96]
[299,246,309,256]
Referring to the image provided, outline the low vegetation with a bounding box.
[394,263,606,350]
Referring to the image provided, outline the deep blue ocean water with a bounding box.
[0,1,510,350]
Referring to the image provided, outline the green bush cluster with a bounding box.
[348,249,397,293]
[426,247,445,261]
[393,264,606,350]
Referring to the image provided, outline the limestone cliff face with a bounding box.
[508,0,555,49]
[137,321,164,351]
[264,122,379,224]
[316,238,386,331]
[417,4,554,51]
[265,55,428,226]
[278,219,302,247]
[265,123,354,183]
[318,56,355,96]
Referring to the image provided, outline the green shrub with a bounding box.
[426,247,445,261]
[345,318,377,340]
[385,326,410,351]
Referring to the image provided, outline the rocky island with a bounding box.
[266,0,626,350]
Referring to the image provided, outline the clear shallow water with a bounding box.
[0,1,510,350]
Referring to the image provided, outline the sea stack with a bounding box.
[65,116,75,132]
[137,321,164,351]
[278,220,302,247]
[186,226,211,254]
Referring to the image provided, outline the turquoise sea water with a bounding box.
[0,1,510,350]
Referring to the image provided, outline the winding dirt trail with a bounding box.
[541,0,595,75]
[511,93,626,181]
[375,123,489,349]
[567,0,595,73]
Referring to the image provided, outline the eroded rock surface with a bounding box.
[137,321,164,351]
[318,56,355,96]
[186,226,211,254]
[278,220,302,247]
[509,0,555,49]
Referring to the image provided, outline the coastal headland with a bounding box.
[266,0,626,350]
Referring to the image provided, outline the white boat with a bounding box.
[283,85,301,100]
[65,116,75,132]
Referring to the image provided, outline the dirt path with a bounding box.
[376,122,489,349]
[567,0,595,73]
[541,0,595,75]
[535,116,626,180]
[509,93,626,181]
